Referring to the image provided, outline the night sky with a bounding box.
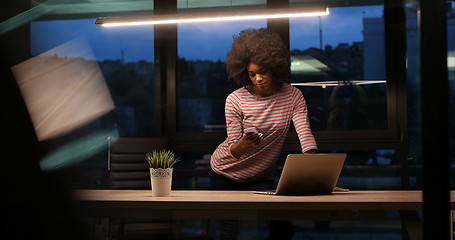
[30,6,383,62]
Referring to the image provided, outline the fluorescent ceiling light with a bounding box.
[291,80,386,87]
[291,55,331,75]
[95,6,329,27]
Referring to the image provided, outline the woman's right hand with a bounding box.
[230,132,263,159]
[241,132,263,147]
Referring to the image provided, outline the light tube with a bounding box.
[291,80,387,87]
[96,6,329,27]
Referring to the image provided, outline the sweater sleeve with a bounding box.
[225,93,243,146]
[291,89,318,153]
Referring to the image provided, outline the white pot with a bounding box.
[150,168,173,197]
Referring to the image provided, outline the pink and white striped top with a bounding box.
[210,83,317,182]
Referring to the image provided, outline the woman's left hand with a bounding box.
[333,186,349,192]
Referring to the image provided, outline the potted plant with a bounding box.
[146,150,180,197]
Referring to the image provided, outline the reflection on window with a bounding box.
[30,19,155,187]
[177,20,266,132]
[31,19,155,136]
[290,5,387,131]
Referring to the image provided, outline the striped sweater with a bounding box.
[210,83,317,182]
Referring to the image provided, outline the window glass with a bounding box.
[31,19,155,137]
[29,19,154,183]
[177,20,266,132]
[290,5,387,131]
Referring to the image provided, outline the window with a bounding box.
[31,19,155,136]
[290,5,387,131]
[30,19,155,182]
[25,1,417,191]
[177,20,266,132]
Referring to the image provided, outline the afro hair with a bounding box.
[225,28,290,85]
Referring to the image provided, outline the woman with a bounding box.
[210,28,317,240]
[211,28,317,184]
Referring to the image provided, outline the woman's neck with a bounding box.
[247,82,282,98]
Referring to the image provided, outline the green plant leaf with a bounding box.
[145,149,180,169]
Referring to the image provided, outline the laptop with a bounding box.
[254,153,346,196]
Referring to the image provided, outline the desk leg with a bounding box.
[400,210,422,240]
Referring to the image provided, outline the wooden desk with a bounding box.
[72,190,455,240]
[73,190,425,210]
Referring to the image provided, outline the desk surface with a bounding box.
[72,190,455,211]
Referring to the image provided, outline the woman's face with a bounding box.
[247,62,274,93]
